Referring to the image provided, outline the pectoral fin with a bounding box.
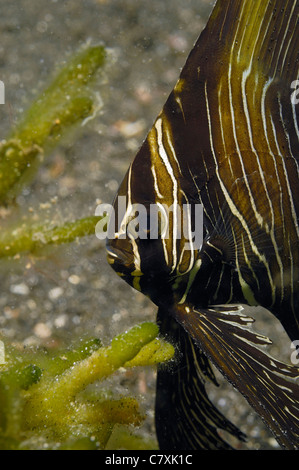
[171,304,299,449]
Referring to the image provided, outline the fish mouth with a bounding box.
[106,246,132,267]
[106,244,141,278]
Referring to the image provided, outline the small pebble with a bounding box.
[48,287,64,300]
[34,322,52,338]
[10,283,29,295]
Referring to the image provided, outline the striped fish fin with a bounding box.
[164,0,299,334]
[172,304,299,449]
[155,308,246,450]
[165,0,299,182]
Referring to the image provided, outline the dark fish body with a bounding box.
[106,0,299,449]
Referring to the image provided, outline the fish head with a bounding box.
[105,136,202,305]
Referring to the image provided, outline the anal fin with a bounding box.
[155,308,246,450]
[172,303,299,449]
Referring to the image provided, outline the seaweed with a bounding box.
[0,323,174,449]
[0,44,175,449]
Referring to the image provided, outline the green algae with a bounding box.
[0,45,106,204]
[0,323,174,450]
[0,44,175,449]
[0,215,105,258]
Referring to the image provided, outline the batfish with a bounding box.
[106,0,299,449]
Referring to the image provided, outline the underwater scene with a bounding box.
[0,0,298,451]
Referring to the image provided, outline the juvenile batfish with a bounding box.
[106,0,299,449]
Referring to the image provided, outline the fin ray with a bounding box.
[172,303,299,449]
[156,308,246,450]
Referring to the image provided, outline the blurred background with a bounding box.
[0,0,292,449]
